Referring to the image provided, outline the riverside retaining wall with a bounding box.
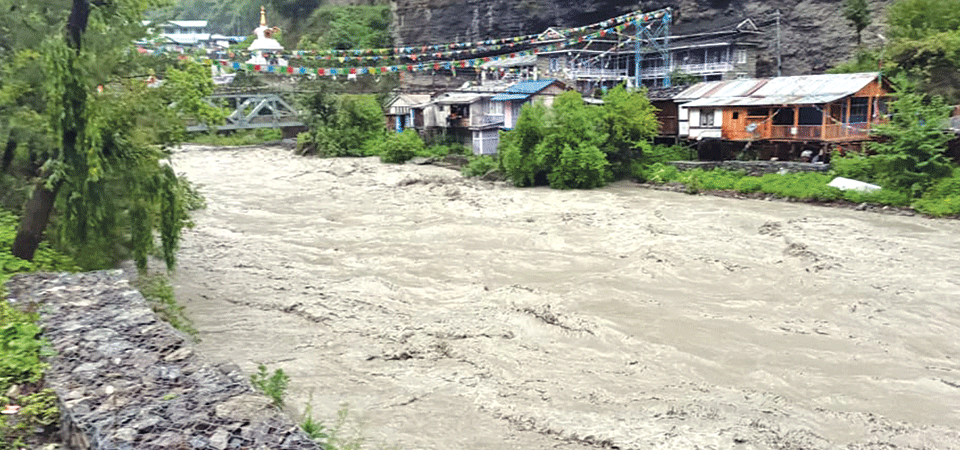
[5,271,319,450]
[669,160,831,176]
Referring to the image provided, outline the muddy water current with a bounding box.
[170,145,960,449]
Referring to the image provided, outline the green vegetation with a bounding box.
[250,363,290,409]
[376,129,424,164]
[302,404,368,450]
[298,5,392,51]
[298,93,386,157]
[843,0,871,46]
[133,273,198,338]
[1,210,78,450]
[462,156,499,178]
[2,0,220,271]
[188,128,283,146]
[832,0,960,103]
[497,86,660,189]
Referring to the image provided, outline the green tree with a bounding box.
[538,91,608,189]
[376,128,424,164]
[886,0,960,41]
[598,85,659,178]
[297,5,392,51]
[884,0,960,103]
[2,0,219,270]
[867,90,954,197]
[843,0,871,46]
[303,94,385,157]
[498,102,548,187]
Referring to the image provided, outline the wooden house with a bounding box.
[676,72,891,145]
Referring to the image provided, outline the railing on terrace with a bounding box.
[475,114,504,126]
[768,123,873,141]
[640,62,734,79]
[569,68,630,79]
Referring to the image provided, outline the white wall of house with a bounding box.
[678,105,690,136]
[686,108,722,139]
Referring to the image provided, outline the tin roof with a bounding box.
[491,79,561,101]
[677,72,880,108]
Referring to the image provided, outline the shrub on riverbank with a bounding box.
[641,164,959,217]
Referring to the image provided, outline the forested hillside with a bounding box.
[155,0,386,48]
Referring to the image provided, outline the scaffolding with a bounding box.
[634,8,672,88]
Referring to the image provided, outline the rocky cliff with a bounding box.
[390,0,893,76]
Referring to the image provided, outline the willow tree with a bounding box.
[4,0,222,270]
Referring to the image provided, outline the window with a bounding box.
[487,101,503,116]
[732,112,739,120]
[699,110,715,127]
[735,49,747,64]
[550,57,559,72]
[848,98,869,123]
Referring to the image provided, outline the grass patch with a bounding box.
[187,128,283,146]
[132,273,198,339]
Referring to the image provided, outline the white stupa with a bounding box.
[246,6,284,66]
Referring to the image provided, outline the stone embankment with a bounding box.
[5,271,319,450]
[669,160,831,175]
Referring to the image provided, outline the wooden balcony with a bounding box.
[768,123,872,141]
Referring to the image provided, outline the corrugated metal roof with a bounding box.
[491,93,531,101]
[434,93,483,105]
[506,79,559,94]
[676,72,879,107]
[490,79,561,102]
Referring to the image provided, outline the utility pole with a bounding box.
[776,9,782,77]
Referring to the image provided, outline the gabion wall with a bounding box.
[5,271,320,450]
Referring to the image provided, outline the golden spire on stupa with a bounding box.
[260,6,267,27]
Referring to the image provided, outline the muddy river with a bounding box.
[170,145,960,450]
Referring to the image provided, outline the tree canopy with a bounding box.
[1,0,219,270]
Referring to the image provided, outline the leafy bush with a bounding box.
[0,311,46,391]
[599,85,659,178]
[188,128,282,146]
[913,170,960,216]
[830,152,878,182]
[642,163,681,183]
[868,92,953,197]
[462,156,498,178]
[755,172,843,201]
[499,102,548,187]
[841,188,912,206]
[250,364,290,409]
[376,129,424,164]
[302,94,386,157]
[642,144,693,167]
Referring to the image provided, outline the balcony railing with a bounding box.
[568,68,629,79]
[477,114,504,126]
[639,62,734,79]
[768,123,873,141]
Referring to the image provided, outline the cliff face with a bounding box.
[390,0,893,76]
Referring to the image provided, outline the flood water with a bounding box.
[171,145,960,449]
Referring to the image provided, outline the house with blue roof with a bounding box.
[465,79,566,155]
[491,79,567,130]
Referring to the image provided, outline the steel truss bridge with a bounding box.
[186,89,305,133]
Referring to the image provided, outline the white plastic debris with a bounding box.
[828,177,882,192]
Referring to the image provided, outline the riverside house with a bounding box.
[677,72,891,143]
